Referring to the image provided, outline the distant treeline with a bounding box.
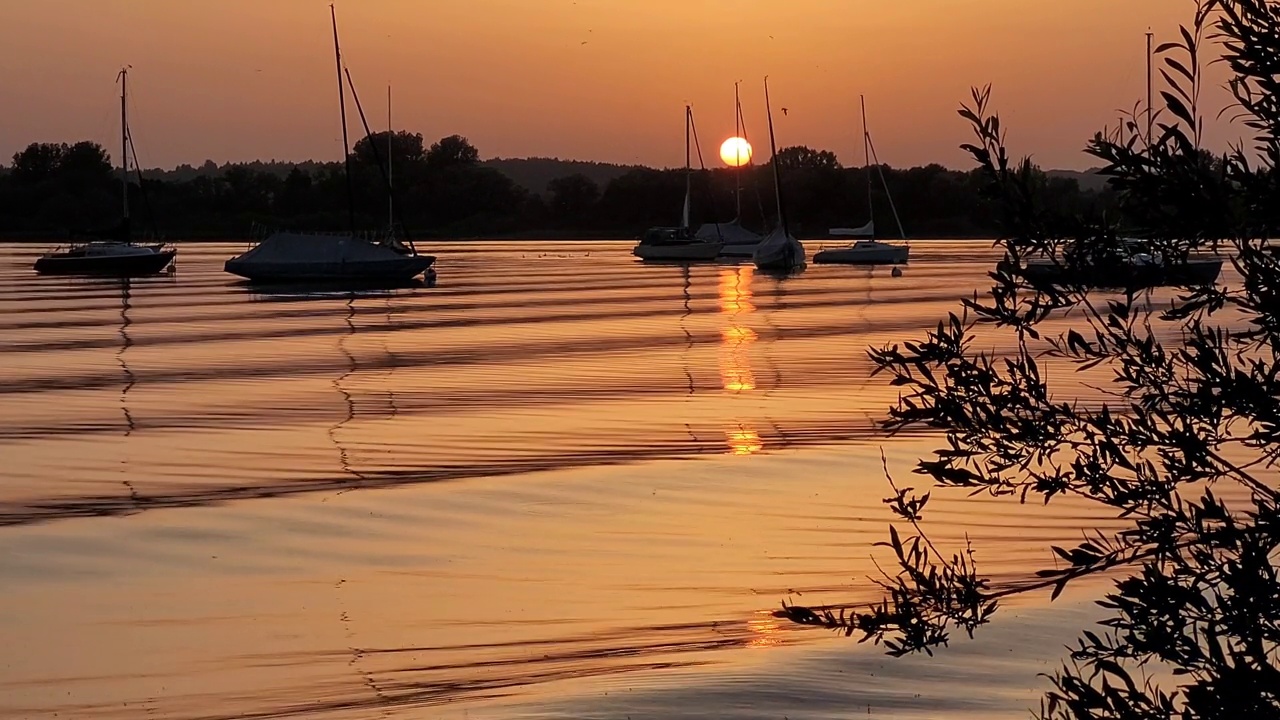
[0,131,1117,239]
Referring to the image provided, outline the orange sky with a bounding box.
[0,0,1237,171]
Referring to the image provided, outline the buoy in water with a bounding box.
[891,266,903,277]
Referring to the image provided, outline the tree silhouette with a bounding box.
[778,2,1280,717]
[547,173,600,225]
[426,134,480,169]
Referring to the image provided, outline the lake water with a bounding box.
[0,240,1218,719]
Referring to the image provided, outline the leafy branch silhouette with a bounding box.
[778,2,1280,717]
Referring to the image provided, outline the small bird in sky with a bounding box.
[781,107,789,116]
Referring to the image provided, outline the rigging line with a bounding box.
[127,132,160,238]
[866,135,905,240]
[688,108,723,242]
[344,66,416,252]
[331,4,357,235]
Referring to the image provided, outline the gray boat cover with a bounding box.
[234,232,406,265]
[695,222,763,245]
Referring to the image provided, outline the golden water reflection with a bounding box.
[719,267,763,455]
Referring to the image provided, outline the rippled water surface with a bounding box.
[0,240,1229,719]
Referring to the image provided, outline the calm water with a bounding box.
[0,240,1225,719]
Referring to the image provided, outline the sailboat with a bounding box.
[633,105,723,261]
[34,68,176,276]
[815,96,908,265]
[699,82,766,258]
[225,5,435,285]
[751,78,806,272]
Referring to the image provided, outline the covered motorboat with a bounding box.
[225,232,435,283]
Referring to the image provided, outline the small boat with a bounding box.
[1020,253,1222,289]
[634,106,722,262]
[1019,237,1222,289]
[35,69,176,277]
[752,77,805,272]
[815,96,909,266]
[225,7,433,285]
[36,240,176,276]
[225,232,434,283]
[633,227,723,261]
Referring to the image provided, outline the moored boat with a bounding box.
[34,69,176,278]
[634,105,722,262]
[813,96,909,266]
[752,77,805,272]
[224,6,433,286]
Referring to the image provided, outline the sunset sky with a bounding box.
[0,0,1236,172]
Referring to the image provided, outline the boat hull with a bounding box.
[813,245,909,265]
[34,249,176,276]
[717,243,760,258]
[1020,258,1222,289]
[632,242,723,262]
[752,234,806,271]
[224,255,436,283]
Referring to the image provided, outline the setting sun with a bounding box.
[719,137,753,168]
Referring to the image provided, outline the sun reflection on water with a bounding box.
[719,267,764,455]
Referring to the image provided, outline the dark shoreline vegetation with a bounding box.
[0,131,1116,241]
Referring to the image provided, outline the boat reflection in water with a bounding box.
[719,266,764,455]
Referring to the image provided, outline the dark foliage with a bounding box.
[778,2,1280,718]
[1,133,1116,239]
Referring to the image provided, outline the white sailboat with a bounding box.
[633,105,723,261]
[815,96,908,266]
[752,77,806,272]
[700,82,765,258]
[225,5,434,285]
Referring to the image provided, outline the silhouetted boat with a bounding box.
[225,6,434,285]
[815,96,908,266]
[635,105,723,262]
[753,78,805,272]
[708,83,765,258]
[1020,255,1222,289]
[634,227,723,261]
[225,232,434,282]
[35,69,176,277]
[1019,238,1222,289]
[36,241,176,276]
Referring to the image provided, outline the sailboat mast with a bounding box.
[861,94,872,236]
[120,68,129,221]
[765,77,787,234]
[682,105,692,229]
[734,81,742,222]
[331,4,355,235]
[388,84,394,231]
